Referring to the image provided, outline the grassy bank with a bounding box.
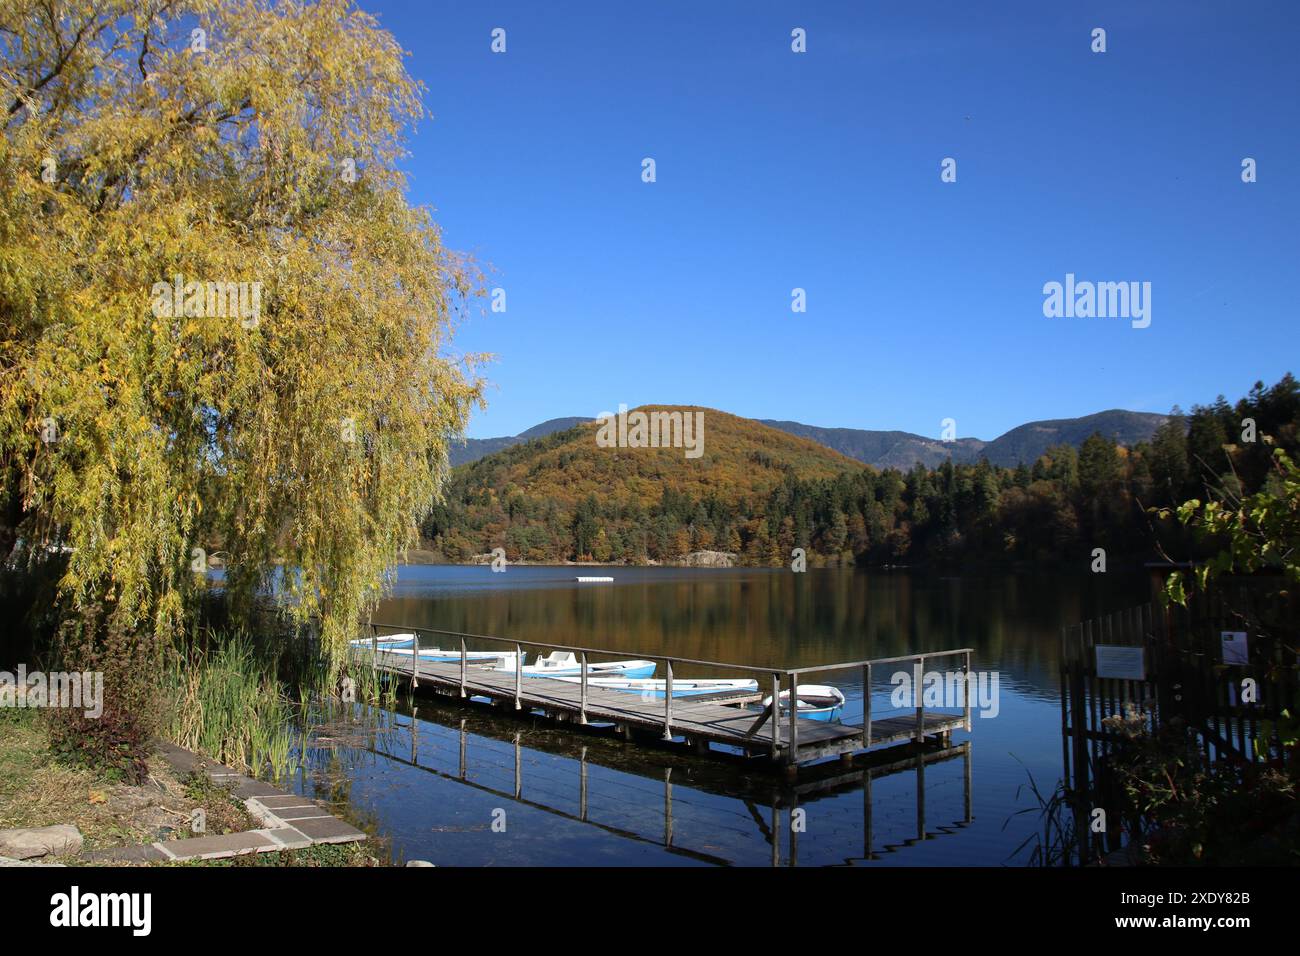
[0,708,386,866]
[0,709,251,859]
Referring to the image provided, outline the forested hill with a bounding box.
[422,377,1298,569]
[426,408,865,562]
[449,407,863,512]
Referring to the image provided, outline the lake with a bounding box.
[288,565,1150,866]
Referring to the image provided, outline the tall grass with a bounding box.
[162,633,298,781]
[160,626,400,782]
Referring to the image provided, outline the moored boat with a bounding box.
[761,684,846,721]
[349,635,520,665]
[495,651,656,679]
[350,633,418,648]
[551,676,758,698]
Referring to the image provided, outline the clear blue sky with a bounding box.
[366,0,1298,441]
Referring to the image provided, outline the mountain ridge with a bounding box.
[449,416,589,467]
[453,408,1169,470]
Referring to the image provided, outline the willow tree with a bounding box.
[1,0,483,664]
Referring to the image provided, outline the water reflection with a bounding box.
[288,565,1150,866]
[301,693,973,867]
[377,566,1149,700]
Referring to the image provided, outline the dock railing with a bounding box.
[786,648,973,751]
[359,623,971,761]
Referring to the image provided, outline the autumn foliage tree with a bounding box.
[1,1,483,671]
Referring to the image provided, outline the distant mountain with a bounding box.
[451,409,1168,470]
[976,410,1169,467]
[448,416,589,467]
[761,409,1167,469]
[758,421,986,470]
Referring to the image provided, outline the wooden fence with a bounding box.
[1060,580,1298,863]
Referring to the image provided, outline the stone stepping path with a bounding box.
[88,740,365,864]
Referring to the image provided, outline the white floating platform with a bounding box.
[575,575,614,583]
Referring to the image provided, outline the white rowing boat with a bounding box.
[551,676,758,699]
[349,635,519,665]
[760,684,846,721]
[493,651,656,679]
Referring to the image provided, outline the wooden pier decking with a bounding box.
[359,627,973,773]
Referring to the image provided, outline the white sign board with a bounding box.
[1094,644,1146,681]
[1220,631,1249,665]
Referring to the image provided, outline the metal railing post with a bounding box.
[789,671,799,760]
[963,650,972,732]
[459,637,467,697]
[514,642,522,709]
[863,663,872,748]
[662,659,674,739]
[771,672,781,758]
[914,655,925,744]
[370,625,378,677]
[411,631,419,689]
[580,651,588,724]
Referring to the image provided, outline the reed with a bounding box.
[160,625,397,781]
[1005,762,1082,867]
[161,632,299,781]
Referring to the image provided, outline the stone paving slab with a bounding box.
[255,794,318,809]
[155,831,279,861]
[87,739,371,864]
[272,805,335,822]
[206,765,246,780]
[153,741,201,774]
[232,780,284,799]
[261,828,313,850]
[87,843,172,864]
[289,816,366,844]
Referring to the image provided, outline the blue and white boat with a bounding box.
[495,651,656,680]
[349,635,520,666]
[761,684,846,722]
[552,677,758,698]
[351,633,418,649]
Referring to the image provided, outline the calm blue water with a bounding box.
[287,565,1148,866]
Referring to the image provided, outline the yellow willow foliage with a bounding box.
[0,0,485,665]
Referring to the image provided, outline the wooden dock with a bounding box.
[359,626,973,774]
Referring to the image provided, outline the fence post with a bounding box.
[789,672,799,760]
[771,672,782,759]
[662,659,674,740]
[580,651,588,724]
[863,663,872,748]
[914,655,925,744]
[411,631,419,689]
[963,650,971,732]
